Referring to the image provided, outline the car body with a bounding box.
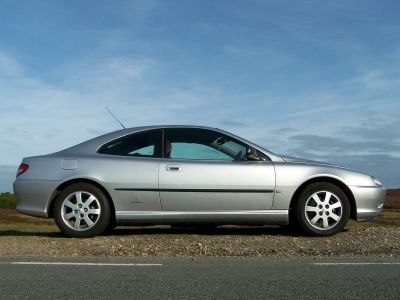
[13,125,386,237]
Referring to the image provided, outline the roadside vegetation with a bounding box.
[0,193,15,209]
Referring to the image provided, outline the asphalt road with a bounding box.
[0,256,399,299]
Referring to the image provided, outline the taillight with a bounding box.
[16,163,29,177]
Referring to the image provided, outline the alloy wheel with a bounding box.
[304,191,343,230]
[61,191,101,231]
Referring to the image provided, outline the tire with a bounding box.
[102,221,117,235]
[296,182,350,237]
[53,183,111,238]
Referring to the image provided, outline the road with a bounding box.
[0,256,399,299]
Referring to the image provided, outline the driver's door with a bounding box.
[158,128,275,211]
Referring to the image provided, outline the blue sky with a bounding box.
[0,0,399,191]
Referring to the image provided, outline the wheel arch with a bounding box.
[48,178,116,220]
[289,176,357,221]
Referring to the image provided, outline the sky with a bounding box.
[0,0,399,192]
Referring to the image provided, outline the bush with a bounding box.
[0,193,16,208]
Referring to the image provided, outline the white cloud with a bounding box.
[0,49,235,168]
[0,52,24,77]
[126,0,159,17]
[60,55,154,91]
[351,69,400,90]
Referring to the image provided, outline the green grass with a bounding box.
[0,222,59,236]
[0,193,16,209]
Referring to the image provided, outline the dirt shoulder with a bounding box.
[0,208,399,257]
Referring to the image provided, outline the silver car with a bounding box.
[13,125,385,237]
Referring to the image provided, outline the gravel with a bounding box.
[1,190,399,258]
[0,220,399,258]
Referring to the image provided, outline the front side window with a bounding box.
[98,129,162,157]
[164,128,247,160]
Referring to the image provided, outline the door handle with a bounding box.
[166,164,181,172]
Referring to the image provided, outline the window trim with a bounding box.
[95,127,271,162]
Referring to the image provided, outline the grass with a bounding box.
[0,193,16,209]
[0,223,58,236]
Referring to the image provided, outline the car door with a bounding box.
[159,128,275,211]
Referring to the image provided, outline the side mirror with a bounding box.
[246,147,262,161]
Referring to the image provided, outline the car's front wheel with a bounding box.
[54,183,111,238]
[296,182,350,236]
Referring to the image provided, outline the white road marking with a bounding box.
[3,262,162,266]
[314,263,400,266]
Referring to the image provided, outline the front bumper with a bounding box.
[13,179,60,218]
[349,185,386,221]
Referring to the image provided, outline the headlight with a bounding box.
[371,176,382,187]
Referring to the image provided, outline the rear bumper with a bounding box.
[13,179,60,218]
[349,185,386,221]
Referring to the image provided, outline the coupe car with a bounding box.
[13,125,385,237]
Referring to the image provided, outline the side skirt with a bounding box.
[115,210,288,225]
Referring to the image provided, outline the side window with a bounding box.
[131,145,154,156]
[98,130,162,157]
[170,143,232,160]
[164,128,247,160]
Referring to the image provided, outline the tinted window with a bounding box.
[164,128,247,160]
[98,130,162,157]
[170,143,232,160]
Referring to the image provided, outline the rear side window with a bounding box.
[98,130,162,158]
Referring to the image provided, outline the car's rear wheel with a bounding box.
[296,182,350,236]
[54,183,111,238]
